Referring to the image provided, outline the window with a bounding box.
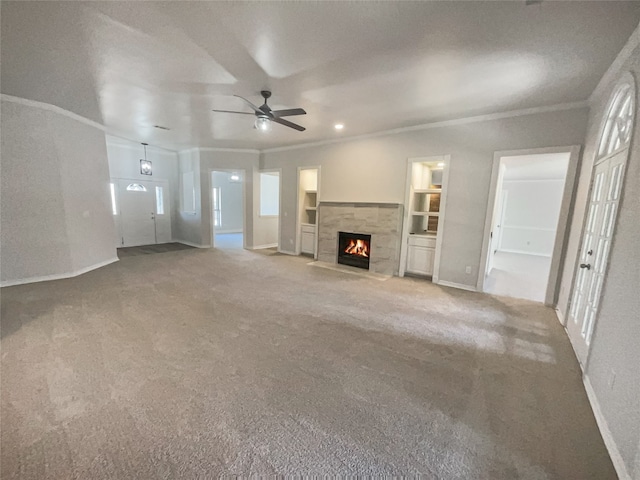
[126,183,147,192]
[598,83,635,158]
[182,172,196,213]
[110,183,117,215]
[155,186,164,215]
[259,172,280,216]
[212,187,222,227]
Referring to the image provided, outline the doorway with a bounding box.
[211,170,244,249]
[480,148,578,304]
[113,179,171,247]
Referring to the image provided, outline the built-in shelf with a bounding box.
[300,185,318,254]
[404,160,446,277]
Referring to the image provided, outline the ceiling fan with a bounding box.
[212,90,306,132]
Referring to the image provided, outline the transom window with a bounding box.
[598,83,635,158]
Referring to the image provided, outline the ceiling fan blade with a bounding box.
[211,109,255,115]
[233,95,264,115]
[271,108,306,118]
[272,117,305,132]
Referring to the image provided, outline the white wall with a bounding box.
[252,171,279,248]
[174,149,203,246]
[499,179,565,256]
[212,171,243,234]
[261,107,589,287]
[1,99,117,285]
[556,40,640,480]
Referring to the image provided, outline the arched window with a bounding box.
[126,183,147,192]
[597,82,634,158]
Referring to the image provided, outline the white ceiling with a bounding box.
[502,153,570,181]
[2,1,639,151]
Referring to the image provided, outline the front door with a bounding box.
[567,150,626,366]
[118,180,157,247]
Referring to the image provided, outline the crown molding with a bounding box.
[589,22,640,105]
[3,93,588,156]
[105,135,178,155]
[1,93,107,131]
[188,147,260,154]
[261,101,589,154]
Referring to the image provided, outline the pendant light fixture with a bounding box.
[140,142,152,175]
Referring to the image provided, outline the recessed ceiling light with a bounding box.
[334,124,344,130]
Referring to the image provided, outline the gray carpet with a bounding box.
[1,247,615,478]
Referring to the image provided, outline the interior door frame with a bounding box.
[398,154,451,281]
[477,145,581,306]
[209,168,247,249]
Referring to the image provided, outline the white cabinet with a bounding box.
[301,225,315,254]
[406,235,436,276]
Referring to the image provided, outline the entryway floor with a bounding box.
[484,251,551,302]
[117,242,195,258]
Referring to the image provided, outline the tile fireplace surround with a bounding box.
[317,202,404,276]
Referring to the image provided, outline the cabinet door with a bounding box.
[301,232,315,254]
[406,245,435,275]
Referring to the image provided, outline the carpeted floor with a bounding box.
[1,247,615,478]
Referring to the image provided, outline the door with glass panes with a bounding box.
[117,179,171,247]
[566,80,634,367]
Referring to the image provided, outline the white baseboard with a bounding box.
[583,375,631,480]
[555,307,566,326]
[251,243,278,250]
[436,280,477,292]
[0,257,119,287]
[173,239,211,248]
[277,249,297,256]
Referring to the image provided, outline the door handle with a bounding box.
[580,263,591,270]
[587,249,593,256]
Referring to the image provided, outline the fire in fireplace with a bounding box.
[337,231,371,269]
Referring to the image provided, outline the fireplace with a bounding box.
[337,231,371,269]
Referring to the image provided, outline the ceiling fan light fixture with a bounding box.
[255,116,271,132]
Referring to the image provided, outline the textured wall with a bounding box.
[0,99,116,285]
